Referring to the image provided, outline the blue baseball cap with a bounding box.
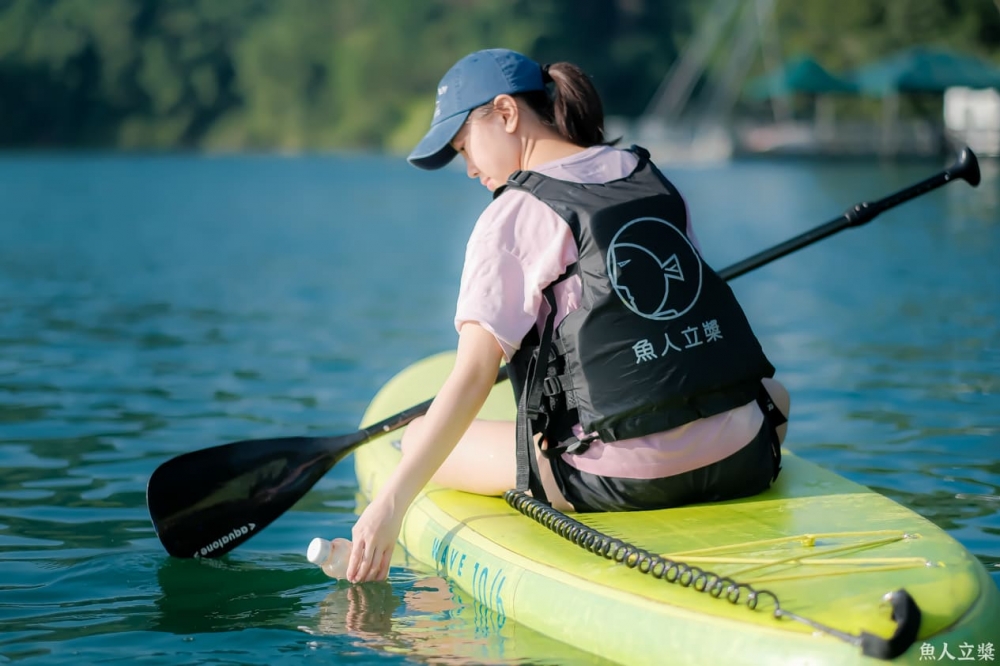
[407,49,545,170]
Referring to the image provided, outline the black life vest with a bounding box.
[498,146,775,501]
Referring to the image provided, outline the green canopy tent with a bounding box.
[745,56,858,99]
[743,56,857,149]
[850,47,1000,95]
[846,47,1000,155]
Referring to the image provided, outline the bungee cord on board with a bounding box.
[503,490,921,660]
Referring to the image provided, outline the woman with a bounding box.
[346,49,790,584]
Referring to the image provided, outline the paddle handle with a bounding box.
[719,147,980,282]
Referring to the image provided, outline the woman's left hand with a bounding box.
[346,493,403,583]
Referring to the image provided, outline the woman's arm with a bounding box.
[345,322,503,583]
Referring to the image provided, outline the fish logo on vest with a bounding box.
[607,217,704,321]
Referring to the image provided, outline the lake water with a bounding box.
[1,151,997,665]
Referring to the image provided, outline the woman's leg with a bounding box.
[761,377,791,443]
[400,417,574,512]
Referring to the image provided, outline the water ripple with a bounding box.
[1,153,997,664]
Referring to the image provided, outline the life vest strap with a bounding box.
[515,371,549,501]
[514,285,560,502]
[754,383,786,482]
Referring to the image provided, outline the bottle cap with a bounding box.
[306,537,331,565]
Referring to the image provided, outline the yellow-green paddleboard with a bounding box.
[354,352,999,665]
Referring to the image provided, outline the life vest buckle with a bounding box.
[562,433,597,455]
[542,375,563,397]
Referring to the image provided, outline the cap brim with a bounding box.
[407,111,468,170]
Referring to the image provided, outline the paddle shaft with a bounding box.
[719,147,980,281]
[358,364,511,443]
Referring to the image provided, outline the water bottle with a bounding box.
[307,537,353,579]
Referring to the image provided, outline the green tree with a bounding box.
[0,0,997,151]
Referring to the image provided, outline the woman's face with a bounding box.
[450,97,523,192]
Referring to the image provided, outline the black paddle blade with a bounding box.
[147,433,365,558]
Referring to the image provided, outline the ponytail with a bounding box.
[519,61,613,147]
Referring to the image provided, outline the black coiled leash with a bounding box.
[503,490,921,660]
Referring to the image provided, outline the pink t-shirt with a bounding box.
[455,145,763,479]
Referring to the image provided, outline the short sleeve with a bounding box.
[455,191,578,361]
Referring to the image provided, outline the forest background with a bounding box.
[1,0,998,152]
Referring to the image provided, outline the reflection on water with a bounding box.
[303,572,610,665]
[0,153,997,664]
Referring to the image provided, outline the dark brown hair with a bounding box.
[519,61,613,147]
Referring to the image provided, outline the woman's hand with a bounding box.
[346,492,403,583]
[345,323,503,584]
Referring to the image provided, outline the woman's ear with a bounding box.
[492,94,520,133]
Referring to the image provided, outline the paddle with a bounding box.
[147,147,981,559]
[719,146,980,280]
[145,381,493,559]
